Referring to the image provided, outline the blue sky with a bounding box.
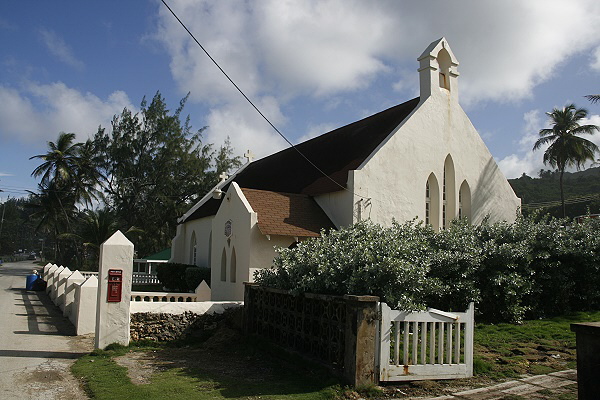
[2,1,600,201]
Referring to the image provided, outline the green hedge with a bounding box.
[255,216,600,323]
[156,263,210,292]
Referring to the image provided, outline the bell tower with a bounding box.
[418,38,459,102]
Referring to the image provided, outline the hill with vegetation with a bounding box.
[508,166,600,217]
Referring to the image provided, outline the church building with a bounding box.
[169,38,521,301]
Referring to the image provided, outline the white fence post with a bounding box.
[75,276,98,334]
[50,265,64,303]
[45,264,58,295]
[94,231,134,349]
[194,280,211,301]
[64,270,85,319]
[56,267,71,311]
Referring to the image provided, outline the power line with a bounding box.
[159,0,370,201]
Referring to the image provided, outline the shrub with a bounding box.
[255,215,600,323]
[256,220,435,311]
[185,266,211,290]
[156,263,196,292]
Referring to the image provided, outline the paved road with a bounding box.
[0,261,93,399]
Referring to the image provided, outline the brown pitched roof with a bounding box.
[182,97,419,223]
[241,188,335,238]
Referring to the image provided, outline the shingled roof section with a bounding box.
[182,97,419,223]
[241,188,335,238]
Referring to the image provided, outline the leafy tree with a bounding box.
[94,92,241,256]
[532,104,599,217]
[27,181,78,264]
[0,197,42,256]
[57,208,121,270]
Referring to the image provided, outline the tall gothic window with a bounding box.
[230,248,237,283]
[426,173,440,231]
[190,232,197,266]
[220,248,226,282]
[425,181,431,225]
[442,168,447,228]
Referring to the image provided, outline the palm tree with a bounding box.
[30,132,82,188]
[533,104,599,218]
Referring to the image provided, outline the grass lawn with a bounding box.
[72,311,600,399]
[473,311,600,380]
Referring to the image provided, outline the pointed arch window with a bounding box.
[208,231,212,269]
[426,173,440,231]
[443,155,456,229]
[190,232,197,266]
[425,181,431,225]
[220,248,227,282]
[230,248,237,283]
[459,181,472,221]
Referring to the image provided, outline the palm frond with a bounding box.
[585,94,600,104]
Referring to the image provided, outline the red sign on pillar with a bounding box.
[107,269,123,302]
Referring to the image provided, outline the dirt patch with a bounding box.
[115,351,160,385]
[16,360,89,400]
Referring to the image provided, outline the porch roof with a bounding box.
[241,188,335,238]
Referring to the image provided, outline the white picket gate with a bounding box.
[378,302,474,381]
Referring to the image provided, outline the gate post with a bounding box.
[343,295,380,386]
[94,231,134,349]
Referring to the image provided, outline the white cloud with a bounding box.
[0,82,133,144]
[296,122,338,144]
[204,96,289,160]
[39,28,84,71]
[591,46,600,71]
[157,0,600,105]
[0,172,14,177]
[154,0,600,163]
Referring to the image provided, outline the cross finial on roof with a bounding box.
[244,149,254,163]
[219,172,229,182]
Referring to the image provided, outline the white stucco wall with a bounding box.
[210,183,255,301]
[351,86,519,227]
[182,217,213,267]
[322,38,520,229]
[314,187,354,228]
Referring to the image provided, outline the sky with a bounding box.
[2,0,600,201]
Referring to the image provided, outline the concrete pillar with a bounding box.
[42,263,53,280]
[75,276,98,333]
[571,322,600,400]
[45,264,58,295]
[94,231,134,349]
[56,267,71,311]
[64,270,85,319]
[343,295,379,386]
[50,265,64,303]
[195,280,211,301]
